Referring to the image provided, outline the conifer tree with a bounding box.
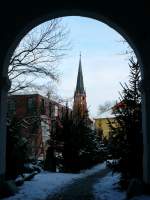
[107,57,142,186]
[62,107,103,172]
[45,104,103,172]
[6,116,31,179]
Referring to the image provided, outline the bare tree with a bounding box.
[98,101,115,115]
[116,39,136,60]
[26,81,73,106]
[30,81,62,102]
[8,18,70,94]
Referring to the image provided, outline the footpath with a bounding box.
[47,167,110,200]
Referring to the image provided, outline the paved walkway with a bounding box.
[46,167,110,200]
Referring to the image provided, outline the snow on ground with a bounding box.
[93,172,126,200]
[3,162,106,200]
[3,172,80,200]
[3,161,150,200]
[93,171,150,200]
[80,162,106,176]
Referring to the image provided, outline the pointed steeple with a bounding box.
[75,54,85,94]
[73,54,88,119]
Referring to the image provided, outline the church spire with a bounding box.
[75,54,85,94]
[73,54,87,119]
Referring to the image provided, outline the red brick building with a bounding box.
[7,94,71,160]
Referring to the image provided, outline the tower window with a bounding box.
[80,96,84,100]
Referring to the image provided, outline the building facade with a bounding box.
[7,94,70,160]
[94,102,127,139]
[94,109,116,139]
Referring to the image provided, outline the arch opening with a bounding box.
[2,12,144,191]
[1,7,150,197]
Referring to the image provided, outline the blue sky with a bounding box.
[53,16,131,117]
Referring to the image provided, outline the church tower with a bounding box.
[73,54,88,118]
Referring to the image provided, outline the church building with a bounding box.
[73,55,88,119]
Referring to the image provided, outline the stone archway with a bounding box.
[0,0,150,184]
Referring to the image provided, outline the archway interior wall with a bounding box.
[1,8,148,184]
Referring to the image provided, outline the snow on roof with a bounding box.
[98,109,115,119]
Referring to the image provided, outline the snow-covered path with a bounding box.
[3,162,150,200]
[93,172,150,200]
[47,167,110,200]
[3,162,107,200]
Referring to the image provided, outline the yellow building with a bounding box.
[94,109,116,139]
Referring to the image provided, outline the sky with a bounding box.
[18,16,132,118]
[53,16,131,118]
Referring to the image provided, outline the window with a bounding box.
[40,99,45,114]
[49,102,52,117]
[49,103,54,117]
[54,105,58,117]
[7,99,16,115]
[49,104,58,118]
[60,107,64,118]
[27,97,36,113]
[81,96,84,100]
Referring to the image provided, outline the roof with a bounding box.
[96,109,115,119]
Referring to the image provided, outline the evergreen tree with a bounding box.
[44,117,61,172]
[62,107,103,172]
[107,57,142,187]
[45,104,103,173]
[44,106,67,172]
[76,118,103,170]
[6,116,31,179]
[44,146,56,172]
